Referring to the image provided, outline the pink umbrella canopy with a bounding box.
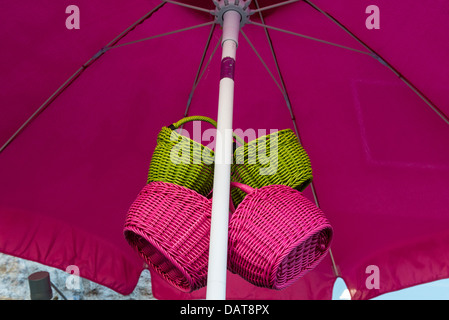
[1,0,449,300]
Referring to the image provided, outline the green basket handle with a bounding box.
[170,116,217,129]
[168,116,245,146]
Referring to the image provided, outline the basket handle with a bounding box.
[230,182,255,195]
[207,182,254,214]
[228,182,255,214]
[170,116,217,130]
[168,116,245,146]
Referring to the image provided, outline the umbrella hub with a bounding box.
[213,0,251,28]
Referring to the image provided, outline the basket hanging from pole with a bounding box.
[227,182,333,290]
[148,116,217,196]
[123,181,213,292]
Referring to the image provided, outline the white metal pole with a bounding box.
[206,9,241,300]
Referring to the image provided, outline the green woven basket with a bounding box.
[148,116,218,196]
[230,129,313,206]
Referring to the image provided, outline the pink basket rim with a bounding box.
[124,224,197,292]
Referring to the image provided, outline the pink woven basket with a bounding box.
[227,182,333,290]
[123,181,212,292]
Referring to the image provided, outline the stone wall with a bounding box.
[0,253,155,300]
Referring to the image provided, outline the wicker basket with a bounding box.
[227,182,333,290]
[231,129,313,206]
[123,181,212,292]
[148,116,218,196]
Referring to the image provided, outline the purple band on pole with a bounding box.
[220,57,235,80]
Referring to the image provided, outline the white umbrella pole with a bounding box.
[206,9,240,300]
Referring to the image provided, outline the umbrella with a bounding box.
[1,0,449,300]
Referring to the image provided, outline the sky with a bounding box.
[332,277,449,300]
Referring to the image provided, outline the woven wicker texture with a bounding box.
[231,129,313,206]
[123,181,212,292]
[228,183,333,290]
[148,116,218,196]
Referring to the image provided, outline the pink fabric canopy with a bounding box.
[1,0,448,300]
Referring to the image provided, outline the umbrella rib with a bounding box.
[302,0,377,55]
[0,3,167,154]
[184,23,217,118]
[193,35,222,95]
[0,66,85,153]
[178,33,222,133]
[248,21,372,56]
[107,21,216,50]
[399,79,449,126]
[253,0,340,279]
[303,0,449,127]
[240,29,285,95]
[253,0,296,126]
